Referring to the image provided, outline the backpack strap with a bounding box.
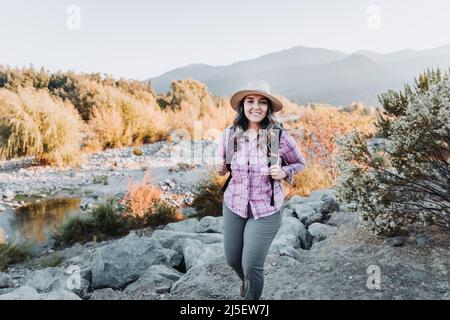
[268,125,285,206]
[221,125,236,192]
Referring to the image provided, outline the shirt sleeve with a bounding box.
[279,130,307,184]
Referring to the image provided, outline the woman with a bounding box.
[216,79,307,300]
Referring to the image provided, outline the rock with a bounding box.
[288,195,309,205]
[150,230,223,255]
[296,205,317,224]
[36,290,81,300]
[195,216,223,233]
[0,286,81,300]
[321,197,339,214]
[282,207,296,218]
[325,211,357,227]
[308,223,336,243]
[90,288,126,300]
[124,264,183,295]
[164,218,199,233]
[383,236,407,247]
[3,190,14,200]
[24,267,90,297]
[416,234,432,247]
[290,203,316,224]
[305,212,323,227]
[182,239,225,270]
[79,198,96,211]
[0,205,5,212]
[91,233,178,290]
[270,217,312,257]
[0,286,39,300]
[308,189,335,202]
[0,273,14,288]
[169,263,239,299]
[163,179,176,189]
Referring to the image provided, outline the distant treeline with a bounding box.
[0,66,235,165]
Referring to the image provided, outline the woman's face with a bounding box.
[243,94,269,124]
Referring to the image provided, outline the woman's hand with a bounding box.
[216,162,229,176]
[269,165,287,180]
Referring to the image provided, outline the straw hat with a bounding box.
[230,79,283,113]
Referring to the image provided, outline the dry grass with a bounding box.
[84,86,167,150]
[0,88,85,166]
[284,161,334,197]
[281,103,377,192]
[122,172,162,220]
[192,169,228,218]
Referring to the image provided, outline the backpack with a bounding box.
[221,124,287,206]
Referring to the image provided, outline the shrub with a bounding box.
[0,242,32,271]
[0,88,85,166]
[91,202,128,237]
[53,201,128,245]
[53,214,96,245]
[121,173,162,222]
[335,69,450,235]
[285,161,333,197]
[145,201,183,228]
[192,170,228,218]
[85,86,167,149]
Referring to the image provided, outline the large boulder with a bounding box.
[150,230,223,254]
[124,264,183,295]
[289,203,316,223]
[195,216,223,233]
[182,239,225,271]
[308,189,335,202]
[91,233,178,290]
[164,218,199,233]
[24,267,90,298]
[169,263,240,300]
[325,211,357,227]
[308,223,337,243]
[269,217,312,258]
[0,286,80,300]
[305,211,323,227]
[321,197,339,214]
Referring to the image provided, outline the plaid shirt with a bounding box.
[217,126,307,219]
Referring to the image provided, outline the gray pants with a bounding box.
[223,202,282,300]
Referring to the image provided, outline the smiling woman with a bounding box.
[215,79,307,300]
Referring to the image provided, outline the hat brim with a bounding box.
[230,90,283,113]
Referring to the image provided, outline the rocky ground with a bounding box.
[0,189,448,300]
[0,139,216,213]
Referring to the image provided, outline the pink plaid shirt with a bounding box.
[217,126,307,219]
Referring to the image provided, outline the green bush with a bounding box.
[0,242,32,271]
[53,201,128,245]
[192,171,227,218]
[53,214,96,245]
[335,69,450,235]
[92,202,127,236]
[145,201,180,228]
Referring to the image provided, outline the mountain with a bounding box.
[147,44,450,106]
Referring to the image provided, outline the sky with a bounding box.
[1,0,450,80]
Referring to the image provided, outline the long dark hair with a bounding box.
[231,97,282,153]
[232,98,280,132]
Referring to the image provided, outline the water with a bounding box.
[0,196,82,248]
